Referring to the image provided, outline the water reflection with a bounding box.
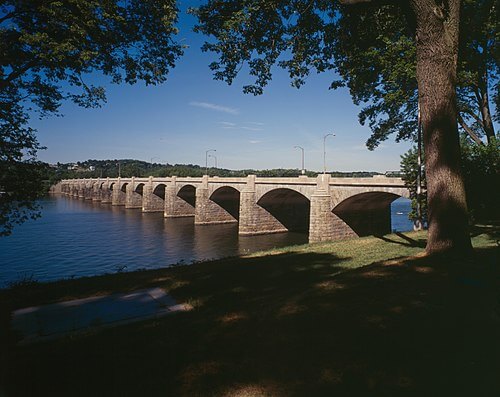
[0,195,411,286]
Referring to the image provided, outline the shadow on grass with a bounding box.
[374,232,426,248]
[470,222,500,240]
[2,247,499,397]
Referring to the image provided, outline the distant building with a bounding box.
[88,166,96,171]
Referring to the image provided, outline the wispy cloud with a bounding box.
[241,126,263,131]
[189,101,239,115]
[249,140,262,144]
[218,121,264,131]
[218,121,237,129]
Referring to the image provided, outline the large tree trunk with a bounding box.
[411,0,472,255]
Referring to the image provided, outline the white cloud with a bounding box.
[240,126,263,131]
[249,140,262,144]
[245,122,264,126]
[217,121,264,131]
[218,121,237,129]
[189,101,239,115]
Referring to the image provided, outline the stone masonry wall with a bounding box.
[142,182,165,212]
[112,186,126,206]
[239,178,288,235]
[164,186,195,217]
[125,183,143,209]
[195,186,237,225]
[100,186,112,203]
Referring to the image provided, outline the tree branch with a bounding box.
[461,108,484,127]
[0,60,38,91]
[0,11,16,25]
[458,113,484,146]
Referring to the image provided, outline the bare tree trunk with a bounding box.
[411,0,472,255]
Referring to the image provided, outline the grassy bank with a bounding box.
[1,227,499,396]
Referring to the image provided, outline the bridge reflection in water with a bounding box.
[57,174,410,244]
[0,197,313,285]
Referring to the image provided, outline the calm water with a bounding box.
[0,196,412,287]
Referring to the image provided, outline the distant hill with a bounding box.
[46,159,386,181]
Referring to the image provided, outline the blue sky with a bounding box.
[32,1,412,172]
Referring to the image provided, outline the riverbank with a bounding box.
[1,226,499,396]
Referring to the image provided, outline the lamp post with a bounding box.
[205,149,216,176]
[150,157,158,177]
[209,153,218,169]
[117,161,121,178]
[323,133,335,174]
[294,146,305,175]
[415,103,423,231]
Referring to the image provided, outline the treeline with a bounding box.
[47,159,383,180]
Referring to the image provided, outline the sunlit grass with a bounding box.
[248,230,428,270]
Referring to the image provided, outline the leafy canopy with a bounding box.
[192,0,498,148]
[0,0,183,235]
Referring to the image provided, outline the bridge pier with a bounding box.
[239,175,287,235]
[100,179,112,203]
[164,177,195,218]
[81,181,92,200]
[77,185,85,199]
[112,178,126,206]
[125,177,143,209]
[92,179,101,201]
[142,178,164,212]
[195,176,237,225]
[309,175,357,243]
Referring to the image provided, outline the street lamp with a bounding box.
[117,161,121,178]
[209,153,218,169]
[415,103,423,231]
[323,133,335,174]
[294,146,305,175]
[205,149,216,176]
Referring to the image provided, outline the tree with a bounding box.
[401,138,499,227]
[192,0,487,255]
[457,0,498,145]
[0,0,182,235]
[400,147,428,227]
[460,137,500,221]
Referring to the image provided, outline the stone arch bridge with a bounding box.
[58,175,410,243]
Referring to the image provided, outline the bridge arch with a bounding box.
[177,185,196,207]
[257,188,310,232]
[153,183,167,200]
[332,191,401,236]
[210,186,240,220]
[134,183,145,195]
[109,182,115,191]
[120,183,128,193]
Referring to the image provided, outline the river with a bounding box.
[0,196,413,287]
